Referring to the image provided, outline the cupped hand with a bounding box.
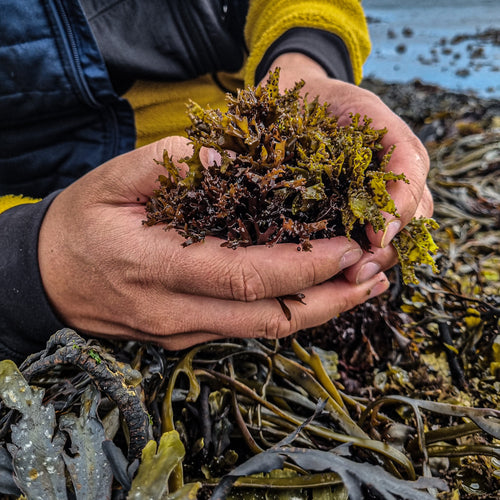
[38,136,389,350]
[264,53,434,284]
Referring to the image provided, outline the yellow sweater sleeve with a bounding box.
[244,0,371,86]
[0,195,41,215]
[125,75,232,147]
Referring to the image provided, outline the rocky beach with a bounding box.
[0,7,499,498]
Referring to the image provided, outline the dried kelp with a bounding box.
[19,328,150,461]
[2,328,498,499]
[210,401,447,500]
[0,361,112,499]
[145,69,438,284]
[128,431,201,499]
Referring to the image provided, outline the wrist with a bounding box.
[268,53,328,84]
[265,53,332,95]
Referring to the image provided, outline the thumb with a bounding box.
[132,135,196,195]
[95,136,225,204]
[95,136,197,203]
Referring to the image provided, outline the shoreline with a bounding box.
[361,77,500,145]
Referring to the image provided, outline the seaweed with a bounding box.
[145,68,438,284]
[0,80,498,500]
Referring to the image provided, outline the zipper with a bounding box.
[47,0,100,109]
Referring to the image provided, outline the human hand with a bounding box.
[38,137,389,350]
[264,53,434,285]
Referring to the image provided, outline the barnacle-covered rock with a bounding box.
[145,69,438,283]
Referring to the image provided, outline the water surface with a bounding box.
[362,0,500,97]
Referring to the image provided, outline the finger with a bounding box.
[136,272,390,341]
[327,84,431,248]
[83,321,227,352]
[344,185,434,284]
[366,180,434,247]
[266,272,389,336]
[367,117,430,248]
[139,229,364,301]
[416,184,434,219]
[343,245,398,284]
[369,131,429,246]
[155,333,228,351]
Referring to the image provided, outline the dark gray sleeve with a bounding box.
[255,28,354,84]
[0,192,64,362]
[79,1,352,93]
[80,0,249,92]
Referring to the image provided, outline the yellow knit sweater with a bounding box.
[0,0,370,213]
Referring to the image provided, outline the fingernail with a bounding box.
[356,262,381,284]
[367,273,389,299]
[340,248,363,269]
[381,220,401,248]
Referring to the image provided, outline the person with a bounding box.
[0,0,433,362]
